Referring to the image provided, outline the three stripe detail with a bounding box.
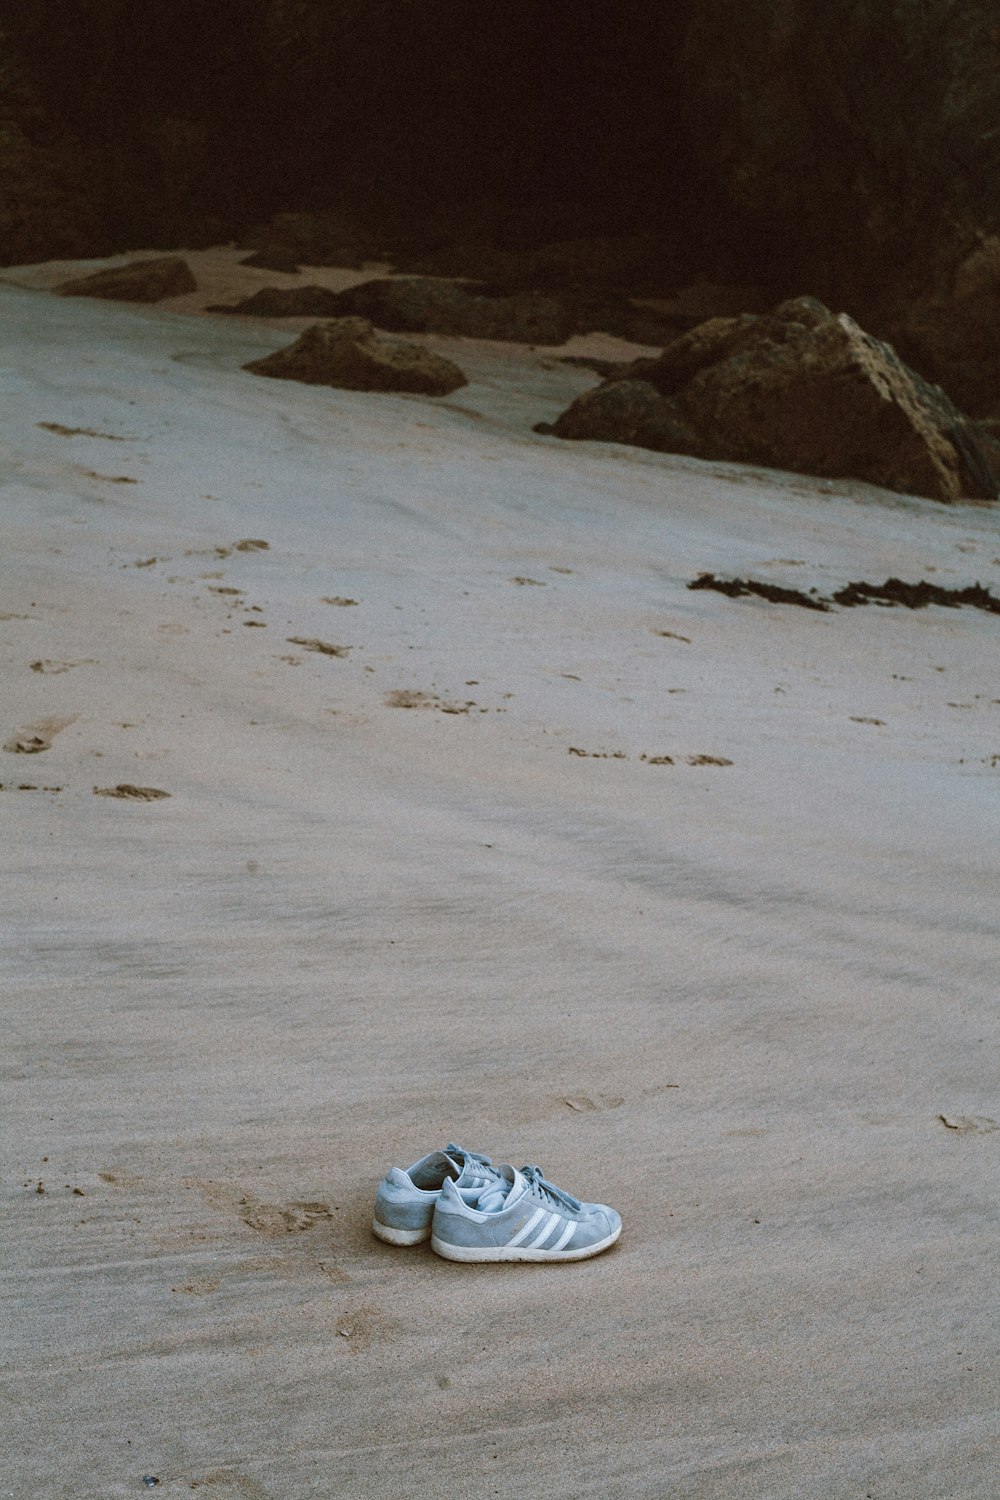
[506,1206,575,1253]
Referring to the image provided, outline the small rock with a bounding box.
[245,318,467,396]
[208,285,344,317]
[56,256,196,303]
[329,277,575,344]
[239,249,301,274]
[551,378,700,454]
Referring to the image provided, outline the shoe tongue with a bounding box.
[474,1165,520,1213]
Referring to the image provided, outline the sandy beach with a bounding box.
[2,250,999,1498]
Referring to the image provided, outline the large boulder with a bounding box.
[329,277,575,344]
[243,316,467,395]
[208,285,344,317]
[56,256,197,302]
[549,298,999,503]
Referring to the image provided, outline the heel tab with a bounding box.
[437,1175,464,1208]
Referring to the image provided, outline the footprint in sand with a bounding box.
[37,421,126,441]
[0,782,63,793]
[76,467,138,484]
[938,1114,999,1134]
[334,1303,388,1355]
[30,659,97,674]
[286,636,349,658]
[186,1470,274,1500]
[237,1198,334,1236]
[93,784,170,800]
[562,1094,625,1113]
[567,748,733,766]
[3,715,78,754]
[385,689,479,714]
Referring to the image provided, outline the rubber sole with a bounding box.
[372,1217,430,1246]
[430,1223,621,1262]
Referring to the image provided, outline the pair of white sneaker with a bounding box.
[373,1143,622,1262]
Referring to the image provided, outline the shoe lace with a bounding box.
[445,1143,494,1174]
[520,1165,581,1213]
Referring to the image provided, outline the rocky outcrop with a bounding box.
[549,298,999,503]
[243,317,467,395]
[239,250,302,274]
[398,233,685,293]
[56,256,197,302]
[892,236,1000,417]
[677,1,1000,315]
[4,0,1000,323]
[0,121,104,266]
[329,278,575,345]
[239,210,379,270]
[208,285,344,317]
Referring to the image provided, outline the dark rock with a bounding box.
[559,356,632,379]
[575,280,773,345]
[243,317,467,396]
[526,235,683,292]
[208,285,344,317]
[892,237,1000,417]
[56,256,197,302]
[240,210,377,268]
[551,379,701,455]
[677,1,1000,315]
[0,119,105,266]
[329,277,575,344]
[404,234,684,294]
[239,250,302,274]
[548,299,1000,503]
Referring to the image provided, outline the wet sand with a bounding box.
[2,252,999,1498]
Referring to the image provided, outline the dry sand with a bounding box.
[2,249,999,1499]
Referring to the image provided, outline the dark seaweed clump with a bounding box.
[687,574,830,611]
[689,573,1000,617]
[832,578,1000,614]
